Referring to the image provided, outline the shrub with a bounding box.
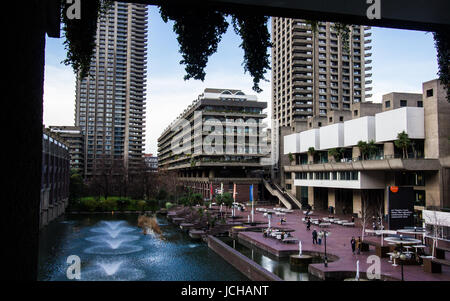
[165,202,173,210]
[117,198,130,212]
[145,199,159,212]
[137,200,147,212]
[80,198,98,212]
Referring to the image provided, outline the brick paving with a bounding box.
[226,205,450,281]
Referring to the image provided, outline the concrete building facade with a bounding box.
[48,125,84,174]
[158,88,269,203]
[40,128,70,228]
[74,2,148,177]
[271,18,373,132]
[282,80,449,228]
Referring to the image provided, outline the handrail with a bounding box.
[273,183,302,209]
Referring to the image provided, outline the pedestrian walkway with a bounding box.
[231,205,450,281]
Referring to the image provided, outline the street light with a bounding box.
[323,231,330,267]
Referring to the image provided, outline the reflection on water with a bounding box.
[220,237,322,281]
[38,214,248,281]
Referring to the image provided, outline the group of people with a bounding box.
[372,216,384,231]
[350,236,363,255]
[263,228,292,240]
[312,229,326,245]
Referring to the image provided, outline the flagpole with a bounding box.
[250,184,254,223]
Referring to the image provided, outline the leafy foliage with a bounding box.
[288,152,294,162]
[357,140,368,159]
[159,4,271,92]
[328,148,344,161]
[159,5,229,81]
[332,23,351,53]
[433,31,450,101]
[61,0,112,79]
[216,192,234,208]
[232,14,271,92]
[394,131,411,159]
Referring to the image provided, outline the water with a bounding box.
[220,237,322,281]
[38,214,248,281]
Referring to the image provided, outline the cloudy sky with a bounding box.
[43,6,438,155]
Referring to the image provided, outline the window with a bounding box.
[400,100,407,107]
[385,100,391,108]
[426,89,433,97]
[354,110,358,116]
[417,101,423,107]
[339,116,344,122]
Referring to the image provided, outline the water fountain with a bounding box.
[99,262,123,276]
[290,240,313,265]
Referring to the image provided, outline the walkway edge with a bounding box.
[207,235,283,281]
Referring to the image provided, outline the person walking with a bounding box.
[318,230,323,245]
[312,229,318,244]
[357,236,362,254]
[351,237,356,255]
[306,217,311,231]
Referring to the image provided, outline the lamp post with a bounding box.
[324,231,329,267]
[400,253,406,281]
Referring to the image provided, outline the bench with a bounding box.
[282,237,299,244]
[423,257,450,273]
[342,222,355,227]
[318,223,331,228]
[436,246,450,260]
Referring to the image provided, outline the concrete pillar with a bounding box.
[202,171,206,178]
[327,153,335,163]
[425,171,441,208]
[353,190,362,217]
[328,188,336,208]
[352,146,361,160]
[384,172,395,216]
[308,153,314,164]
[308,186,314,207]
[383,142,395,158]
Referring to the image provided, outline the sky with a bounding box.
[43,6,439,155]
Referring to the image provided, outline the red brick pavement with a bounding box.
[226,205,450,281]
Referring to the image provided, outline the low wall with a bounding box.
[40,199,69,229]
[207,235,283,281]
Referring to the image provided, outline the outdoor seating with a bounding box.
[318,223,331,228]
[423,257,450,273]
[343,222,355,227]
[282,237,298,244]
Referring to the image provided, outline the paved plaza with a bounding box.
[227,205,450,281]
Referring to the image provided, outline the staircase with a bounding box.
[262,179,293,209]
[273,182,302,209]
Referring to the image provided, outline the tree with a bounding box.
[394,131,411,159]
[216,192,233,215]
[328,148,344,162]
[69,170,85,203]
[367,140,378,160]
[288,152,294,163]
[360,193,370,241]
